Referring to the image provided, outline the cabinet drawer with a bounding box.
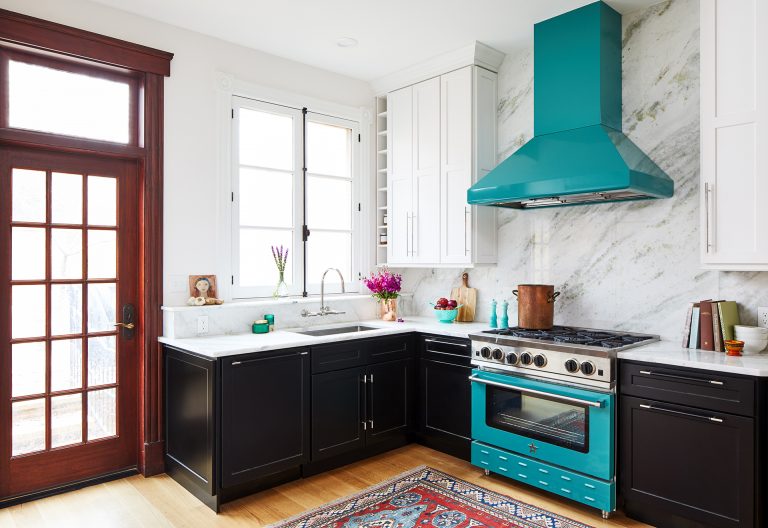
[471,442,615,512]
[421,335,471,366]
[620,361,755,417]
[311,341,365,373]
[366,335,412,364]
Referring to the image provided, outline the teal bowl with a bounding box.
[433,307,460,323]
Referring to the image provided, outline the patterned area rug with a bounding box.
[269,466,594,528]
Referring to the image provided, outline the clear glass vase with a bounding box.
[378,298,398,321]
[273,271,289,298]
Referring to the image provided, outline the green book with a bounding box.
[718,301,741,342]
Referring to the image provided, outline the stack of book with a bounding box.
[682,300,740,351]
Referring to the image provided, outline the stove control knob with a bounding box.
[520,352,533,366]
[505,352,519,365]
[565,359,580,373]
[580,361,596,376]
[480,347,492,359]
[491,348,504,361]
[533,354,547,368]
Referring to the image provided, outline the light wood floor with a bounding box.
[0,445,651,527]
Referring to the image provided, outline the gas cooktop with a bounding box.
[469,325,659,389]
[479,325,657,351]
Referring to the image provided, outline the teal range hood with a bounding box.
[467,1,673,209]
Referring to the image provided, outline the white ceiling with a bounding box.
[89,0,663,81]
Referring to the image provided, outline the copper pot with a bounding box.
[512,284,561,330]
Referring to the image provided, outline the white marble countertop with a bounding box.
[618,341,768,377]
[158,316,490,358]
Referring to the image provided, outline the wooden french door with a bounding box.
[0,147,139,498]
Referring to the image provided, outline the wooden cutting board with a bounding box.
[451,272,477,322]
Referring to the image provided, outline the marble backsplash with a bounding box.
[163,296,378,339]
[395,0,768,342]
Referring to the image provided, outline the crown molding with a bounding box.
[371,41,505,95]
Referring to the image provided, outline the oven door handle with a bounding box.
[469,375,605,408]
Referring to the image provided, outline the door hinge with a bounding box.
[302,225,311,241]
[231,109,234,119]
[231,275,234,285]
[358,203,361,212]
[358,133,361,142]
[231,191,234,202]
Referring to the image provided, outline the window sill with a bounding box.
[161,293,412,313]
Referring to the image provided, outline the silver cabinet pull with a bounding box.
[464,207,471,255]
[362,421,367,430]
[468,375,604,408]
[411,213,417,257]
[704,182,714,253]
[368,419,374,430]
[424,338,469,349]
[638,370,724,386]
[369,374,374,384]
[639,403,723,423]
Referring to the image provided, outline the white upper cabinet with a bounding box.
[385,65,498,267]
[701,0,768,269]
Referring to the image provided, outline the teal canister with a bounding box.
[252,319,269,334]
[264,314,275,331]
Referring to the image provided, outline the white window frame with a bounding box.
[218,74,371,301]
[231,97,305,298]
[304,112,361,296]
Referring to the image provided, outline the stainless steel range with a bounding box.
[470,326,658,389]
[468,325,658,518]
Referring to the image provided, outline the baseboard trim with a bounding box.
[0,468,138,509]
[141,440,165,476]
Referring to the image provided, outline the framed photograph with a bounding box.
[188,274,218,299]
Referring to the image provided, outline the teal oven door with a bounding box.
[470,369,614,480]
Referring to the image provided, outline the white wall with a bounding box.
[0,0,374,306]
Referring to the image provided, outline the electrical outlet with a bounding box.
[758,307,768,328]
[197,315,209,335]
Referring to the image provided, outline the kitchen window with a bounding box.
[231,96,361,298]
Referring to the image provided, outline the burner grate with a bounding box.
[481,325,656,350]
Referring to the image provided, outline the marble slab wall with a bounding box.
[396,0,768,341]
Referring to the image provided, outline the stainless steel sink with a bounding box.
[295,325,378,337]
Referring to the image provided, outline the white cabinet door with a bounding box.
[701,0,768,269]
[440,66,473,264]
[472,67,498,264]
[412,77,441,264]
[387,86,413,265]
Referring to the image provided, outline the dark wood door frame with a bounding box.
[0,8,173,479]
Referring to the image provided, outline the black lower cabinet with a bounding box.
[221,349,310,488]
[311,366,366,461]
[620,360,764,528]
[367,359,414,445]
[417,335,472,460]
[305,335,415,475]
[164,345,309,512]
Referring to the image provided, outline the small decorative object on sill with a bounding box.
[271,245,290,298]
[379,233,387,245]
[363,267,402,322]
[264,313,275,332]
[186,275,224,306]
[724,339,745,356]
[252,319,269,334]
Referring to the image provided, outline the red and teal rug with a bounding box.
[270,466,594,528]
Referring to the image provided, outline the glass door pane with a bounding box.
[486,386,589,452]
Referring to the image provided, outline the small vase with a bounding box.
[378,298,398,321]
[273,271,289,298]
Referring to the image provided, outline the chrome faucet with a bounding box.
[301,268,346,317]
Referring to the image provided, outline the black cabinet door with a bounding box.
[221,349,310,488]
[165,347,216,495]
[367,359,414,445]
[311,367,366,461]
[621,395,755,528]
[419,358,471,459]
